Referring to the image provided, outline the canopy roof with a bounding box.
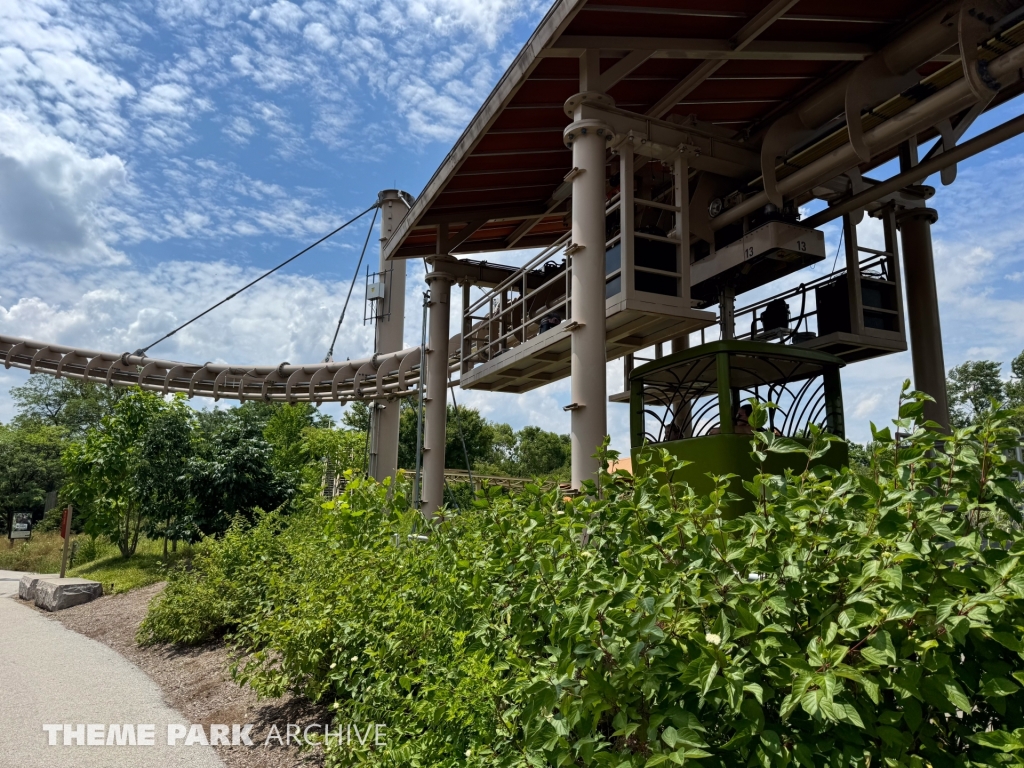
[384,0,1024,262]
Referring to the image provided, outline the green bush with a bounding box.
[142,388,1024,767]
[137,511,287,645]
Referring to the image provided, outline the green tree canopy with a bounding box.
[187,411,292,537]
[263,402,329,476]
[341,401,371,433]
[948,359,1004,428]
[62,389,194,558]
[10,375,124,435]
[397,402,496,471]
[0,422,64,533]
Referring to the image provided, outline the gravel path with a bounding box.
[0,570,224,768]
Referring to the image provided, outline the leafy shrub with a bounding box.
[137,511,287,645]
[142,388,1024,767]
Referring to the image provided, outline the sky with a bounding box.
[0,0,1023,452]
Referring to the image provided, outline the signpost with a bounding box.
[8,512,32,546]
[59,506,74,579]
[10,512,32,538]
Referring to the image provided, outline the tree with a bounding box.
[188,414,291,537]
[478,422,572,479]
[947,359,1005,428]
[62,389,193,558]
[0,422,64,534]
[10,375,124,435]
[397,401,495,471]
[513,425,571,477]
[1007,349,1024,421]
[342,401,371,433]
[302,426,368,476]
[263,402,329,476]
[138,401,196,555]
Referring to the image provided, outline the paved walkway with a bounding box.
[0,570,225,767]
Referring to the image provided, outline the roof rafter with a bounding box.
[647,0,801,119]
[547,37,873,60]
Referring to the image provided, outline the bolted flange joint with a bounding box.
[896,207,939,228]
[563,119,615,149]
[563,91,615,120]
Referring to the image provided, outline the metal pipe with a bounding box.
[717,40,1024,230]
[422,271,455,516]
[565,120,610,490]
[804,111,1024,227]
[797,1,961,131]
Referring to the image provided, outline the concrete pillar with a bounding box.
[563,112,612,489]
[369,190,409,483]
[898,207,950,430]
[421,271,454,516]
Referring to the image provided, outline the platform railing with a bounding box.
[733,250,893,344]
[461,232,573,377]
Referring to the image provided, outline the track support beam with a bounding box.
[563,96,612,490]
[898,206,950,431]
[370,190,410,483]
[422,271,455,516]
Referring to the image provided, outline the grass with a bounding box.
[0,531,68,573]
[0,531,193,594]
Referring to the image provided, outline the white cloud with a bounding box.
[302,22,337,51]
[224,114,256,143]
[0,258,372,365]
[0,110,127,263]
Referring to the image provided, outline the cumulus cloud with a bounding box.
[0,257,373,365]
[0,111,127,263]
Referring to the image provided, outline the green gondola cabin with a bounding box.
[629,341,849,512]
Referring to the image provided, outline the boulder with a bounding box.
[19,573,58,601]
[34,578,103,611]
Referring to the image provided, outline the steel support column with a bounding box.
[898,207,950,430]
[422,271,454,516]
[563,109,612,490]
[369,190,409,483]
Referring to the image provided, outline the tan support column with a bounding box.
[421,270,454,516]
[719,286,736,340]
[898,207,950,430]
[672,155,692,357]
[369,190,409,482]
[563,105,612,489]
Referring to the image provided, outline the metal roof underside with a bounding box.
[385,0,1024,262]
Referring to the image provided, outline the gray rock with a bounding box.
[33,578,103,611]
[18,573,58,601]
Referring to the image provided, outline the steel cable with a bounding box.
[325,206,379,362]
[133,203,378,356]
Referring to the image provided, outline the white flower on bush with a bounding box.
[351,655,359,662]
[705,633,722,645]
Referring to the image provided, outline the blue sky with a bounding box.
[1,0,1023,451]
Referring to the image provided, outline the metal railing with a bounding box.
[733,251,894,344]
[461,232,573,376]
[443,469,559,493]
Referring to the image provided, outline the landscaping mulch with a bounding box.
[51,583,327,768]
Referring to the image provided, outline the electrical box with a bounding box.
[366,281,385,301]
[691,221,825,306]
[816,275,901,336]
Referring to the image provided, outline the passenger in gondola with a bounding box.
[709,404,754,435]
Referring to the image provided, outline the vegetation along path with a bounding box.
[0,570,224,768]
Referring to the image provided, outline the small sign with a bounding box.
[9,512,32,540]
